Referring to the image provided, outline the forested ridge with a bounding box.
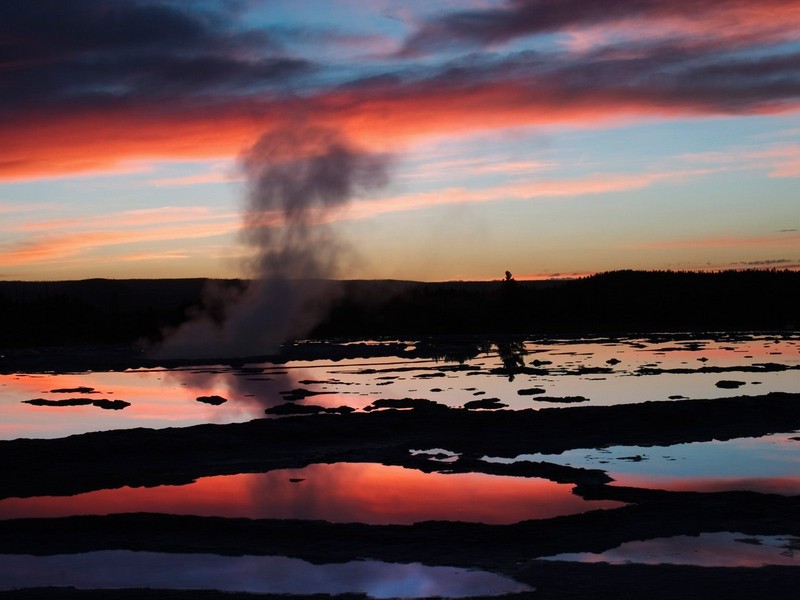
[0,270,796,349]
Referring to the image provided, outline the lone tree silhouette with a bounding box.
[504,270,514,282]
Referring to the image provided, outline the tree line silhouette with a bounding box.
[312,269,799,337]
[0,270,796,349]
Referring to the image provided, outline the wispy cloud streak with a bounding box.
[0,208,239,266]
[344,169,711,222]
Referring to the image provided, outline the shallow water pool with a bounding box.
[0,551,532,598]
[2,334,797,440]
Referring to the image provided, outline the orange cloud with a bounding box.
[148,172,238,187]
[2,68,797,182]
[2,0,798,185]
[0,220,239,266]
[117,252,192,262]
[0,166,719,268]
[227,167,709,233]
[20,206,234,233]
[0,103,276,181]
[147,161,240,187]
[231,167,712,233]
[401,156,557,181]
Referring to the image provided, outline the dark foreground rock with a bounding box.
[716,379,747,389]
[463,398,507,409]
[533,395,590,403]
[195,395,228,405]
[517,387,546,395]
[22,398,130,410]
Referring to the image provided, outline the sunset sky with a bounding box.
[2,0,799,282]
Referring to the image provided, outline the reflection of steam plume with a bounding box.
[158,125,389,358]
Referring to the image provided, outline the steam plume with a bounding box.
[157,124,390,358]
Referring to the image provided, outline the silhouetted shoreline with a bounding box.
[0,270,797,353]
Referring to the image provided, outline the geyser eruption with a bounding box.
[157,124,390,359]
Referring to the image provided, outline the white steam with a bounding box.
[156,125,390,359]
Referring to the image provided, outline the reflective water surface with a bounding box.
[486,432,800,495]
[541,532,800,567]
[0,551,533,598]
[1,333,799,588]
[2,334,798,440]
[0,462,624,523]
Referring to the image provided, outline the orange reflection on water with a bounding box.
[0,463,623,524]
[543,532,800,567]
[0,371,265,439]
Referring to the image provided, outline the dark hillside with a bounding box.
[0,270,796,350]
[0,278,243,347]
[537,269,798,333]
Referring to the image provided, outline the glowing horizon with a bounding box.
[1,1,798,282]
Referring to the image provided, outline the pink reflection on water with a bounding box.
[0,463,623,524]
[530,337,800,374]
[164,368,379,415]
[542,532,800,567]
[2,336,798,439]
[0,370,276,439]
[0,366,381,439]
[0,372,216,439]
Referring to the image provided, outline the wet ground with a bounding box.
[2,334,798,439]
[0,333,799,598]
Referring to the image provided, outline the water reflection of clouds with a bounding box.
[0,551,532,598]
[162,367,281,420]
[0,371,220,439]
[1,335,797,439]
[502,433,800,494]
[542,532,800,567]
[165,366,381,416]
[0,463,624,524]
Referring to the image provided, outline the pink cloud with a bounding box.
[0,220,239,266]
[1,53,798,182]
[682,143,800,178]
[147,162,240,187]
[223,167,715,233]
[342,168,713,222]
[117,252,192,262]
[20,206,236,233]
